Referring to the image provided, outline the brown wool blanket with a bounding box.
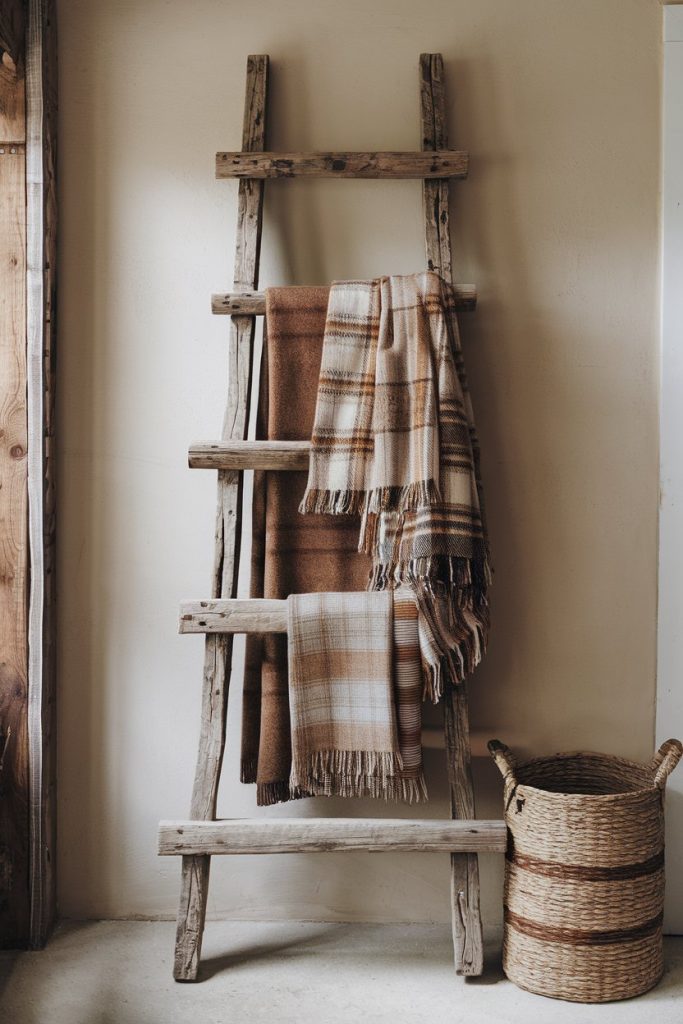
[240,287,370,806]
[300,271,490,697]
[288,590,426,802]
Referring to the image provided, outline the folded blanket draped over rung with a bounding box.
[301,271,491,698]
[288,589,427,802]
[241,274,491,807]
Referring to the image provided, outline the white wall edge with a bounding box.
[665,5,683,42]
[658,15,683,933]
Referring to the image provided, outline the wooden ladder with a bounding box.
[160,52,506,983]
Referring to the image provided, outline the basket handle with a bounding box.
[488,739,519,786]
[651,739,683,789]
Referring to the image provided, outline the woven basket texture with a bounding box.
[489,739,682,1003]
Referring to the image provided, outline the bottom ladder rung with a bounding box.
[158,817,506,856]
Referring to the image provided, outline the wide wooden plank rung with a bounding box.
[180,598,287,634]
[159,818,506,856]
[189,440,310,470]
[211,284,477,316]
[216,150,468,180]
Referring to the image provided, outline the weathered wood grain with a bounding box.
[216,150,468,180]
[189,440,310,471]
[0,27,29,949]
[445,684,483,975]
[211,283,477,315]
[180,598,288,635]
[174,53,268,984]
[0,0,24,64]
[420,51,484,977]
[25,0,58,951]
[211,290,266,315]
[420,53,452,283]
[159,818,507,856]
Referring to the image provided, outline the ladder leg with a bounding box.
[175,856,211,981]
[444,682,484,976]
[174,632,232,980]
[172,54,268,981]
[420,50,484,976]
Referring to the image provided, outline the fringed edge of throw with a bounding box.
[400,774,429,804]
[369,554,492,702]
[368,553,491,593]
[365,481,442,514]
[299,480,441,520]
[256,780,309,807]
[418,621,489,702]
[416,584,490,702]
[240,758,259,785]
[299,488,367,516]
[292,773,428,803]
[290,749,416,800]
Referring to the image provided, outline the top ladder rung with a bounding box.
[216,150,468,180]
[211,283,477,315]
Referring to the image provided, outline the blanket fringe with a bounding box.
[298,488,367,516]
[290,748,424,800]
[365,480,442,514]
[299,480,441,522]
[240,757,259,785]
[368,554,491,702]
[401,774,429,804]
[257,780,308,806]
[368,555,491,595]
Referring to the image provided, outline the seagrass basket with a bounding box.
[488,737,683,1003]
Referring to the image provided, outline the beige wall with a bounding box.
[57,0,662,926]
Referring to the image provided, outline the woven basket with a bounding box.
[488,737,683,1003]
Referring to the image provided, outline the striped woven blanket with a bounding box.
[287,590,427,802]
[300,271,491,697]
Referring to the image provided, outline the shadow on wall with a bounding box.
[56,37,117,911]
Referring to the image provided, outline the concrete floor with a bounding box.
[0,922,682,1024]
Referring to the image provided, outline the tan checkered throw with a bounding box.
[288,590,426,801]
[300,271,491,697]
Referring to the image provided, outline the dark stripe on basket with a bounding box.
[504,908,664,947]
[506,849,664,882]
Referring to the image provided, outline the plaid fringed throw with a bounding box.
[300,271,490,698]
[287,590,426,801]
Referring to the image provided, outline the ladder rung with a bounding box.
[216,150,469,180]
[158,818,507,856]
[180,598,287,634]
[211,284,477,316]
[189,440,310,470]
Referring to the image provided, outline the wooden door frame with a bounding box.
[0,0,56,949]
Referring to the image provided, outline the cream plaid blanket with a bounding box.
[287,590,427,801]
[300,271,490,697]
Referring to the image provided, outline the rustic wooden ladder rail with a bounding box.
[161,52,506,983]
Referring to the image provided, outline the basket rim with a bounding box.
[510,749,659,801]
